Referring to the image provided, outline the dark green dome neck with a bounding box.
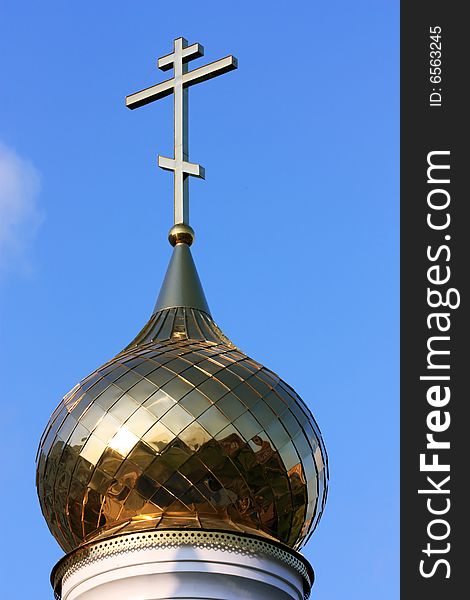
[122,243,236,351]
[154,243,210,315]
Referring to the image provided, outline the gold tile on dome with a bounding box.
[80,403,106,431]
[94,384,123,411]
[68,423,90,451]
[165,357,193,375]
[256,368,279,388]
[232,382,260,409]
[180,486,207,507]
[162,442,192,468]
[85,377,110,398]
[280,410,302,438]
[179,366,207,387]
[126,490,148,512]
[114,459,143,483]
[179,388,213,417]
[93,413,122,443]
[142,421,175,453]
[264,390,288,415]
[146,366,175,387]
[289,399,310,424]
[266,419,290,449]
[196,359,224,375]
[127,440,157,469]
[304,422,320,451]
[176,351,202,365]
[100,364,128,384]
[245,374,271,396]
[69,392,94,420]
[251,400,276,429]
[160,404,194,435]
[126,359,158,377]
[56,415,78,443]
[228,362,257,380]
[108,426,140,457]
[143,390,176,419]
[135,474,159,500]
[216,393,246,420]
[127,378,158,403]
[178,455,209,483]
[178,421,212,451]
[159,513,198,529]
[198,378,229,401]
[151,486,175,508]
[164,472,192,497]
[108,395,140,423]
[43,408,66,440]
[68,478,86,503]
[54,476,70,511]
[214,368,243,390]
[196,442,226,472]
[214,424,240,445]
[80,374,101,393]
[62,383,81,407]
[302,456,318,498]
[279,441,301,472]
[97,447,126,477]
[210,352,235,367]
[88,469,113,494]
[291,430,312,462]
[114,369,142,392]
[197,405,230,436]
[162,377,194,401]
[125,407,156,437]
[314,445,325,472]
[233,412,262,441]
[146,455,182,487]
[80,435,107,466]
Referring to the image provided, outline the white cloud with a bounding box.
[0,142,42,275]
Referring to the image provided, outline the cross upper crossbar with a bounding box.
[126,37,237,228]
[126,55,238,109]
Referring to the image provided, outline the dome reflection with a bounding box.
[37,307,327,553]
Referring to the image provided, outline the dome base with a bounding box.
[52,530,314,600]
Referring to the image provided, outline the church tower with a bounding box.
[36,37,328,600]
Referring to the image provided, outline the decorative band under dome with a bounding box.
[51,529,314,600]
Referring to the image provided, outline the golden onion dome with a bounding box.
[36,242,328,553]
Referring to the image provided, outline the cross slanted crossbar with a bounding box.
[126,37,237,227]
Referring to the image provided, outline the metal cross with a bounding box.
[126,37,237,226]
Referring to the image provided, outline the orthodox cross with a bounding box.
[126,37,237,227]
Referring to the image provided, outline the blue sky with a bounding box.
[0,2,399,598]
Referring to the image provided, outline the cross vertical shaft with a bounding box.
[173,37,189,225]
